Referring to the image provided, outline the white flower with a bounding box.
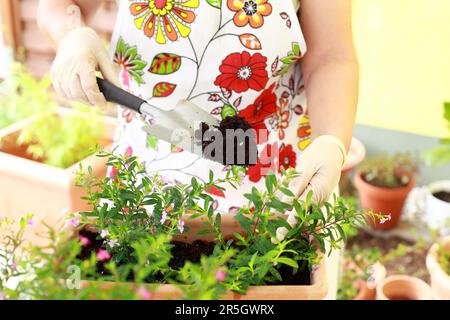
[108,239,119,248]
[379,214,392,224]
[100,229,110,238]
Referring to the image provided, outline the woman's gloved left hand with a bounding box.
[274,135,348,242]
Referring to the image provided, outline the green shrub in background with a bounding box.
[423,102,450,167]
[17,102,104,169]
[358,152,420,188]
[0,63,105,169]
[0,63,55,129]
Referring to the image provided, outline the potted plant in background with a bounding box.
[426,235,450,299]
[353,152,419,229]
[0,64,117,244]
[0,64,48,130]
[422,102,450,235]
[376,275,432,300]
[337,246,386,300]
[0,151,379,300]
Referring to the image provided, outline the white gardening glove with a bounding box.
[51,27,119,107]
[275,135,348,242]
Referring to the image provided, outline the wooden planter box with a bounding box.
[79,215,328,300]
[0,107,117,245]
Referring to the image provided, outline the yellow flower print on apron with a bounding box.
[109,0,312,212]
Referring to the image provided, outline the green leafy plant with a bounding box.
[337,245,382,300]
[17,102,104,168]
[0,214,34,299]
[423,102,450,167]
[358,152,420,188]
[1,151,381,300]
[437,243,450,275]
[0,63,106,169]
[0,63,54,129]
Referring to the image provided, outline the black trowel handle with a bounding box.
[97,77,145,114]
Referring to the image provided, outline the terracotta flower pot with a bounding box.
[352,262,386,300]
[426,236,450,299]
[376,275,432,300]
[79,215,329,300]
[0,107,117,245]
[353,172,415,230]
[353,283,376,300]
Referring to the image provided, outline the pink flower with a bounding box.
[79,235,90,247]
[100,229,110,238]
[215,269,227,282]
[69,218,80,228]
[379,214,392,224]
[124,146,133,158]
[178,220,185,234]
[160,211,168,224]
[11,260,18,272]
[96,249,111,262]
[137,287,153,300]
[26,218,34,226]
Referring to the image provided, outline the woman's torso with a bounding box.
[109,0,311,212]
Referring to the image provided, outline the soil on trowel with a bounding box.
[196,115,258,166]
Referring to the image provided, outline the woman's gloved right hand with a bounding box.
[51,27,119,107]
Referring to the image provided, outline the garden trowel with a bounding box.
[97,78,220,156]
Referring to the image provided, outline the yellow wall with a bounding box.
[353,0,450,138]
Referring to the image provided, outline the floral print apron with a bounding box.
[109,0,311,213]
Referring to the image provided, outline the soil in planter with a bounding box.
[195,115,258,166]
[361,173,408,189]
[78,229,311,286]
[433,191,450,203]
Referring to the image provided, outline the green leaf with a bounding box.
[215,213,222,229]
[267,198,291,213]
[280,187,295,197]
[206,0,222,9]
[197,230,215,236]
[292,42,301,56]
[221,104,237,120]
[149,53,182,75]
[335,224,346,242]
[275,257,298,269]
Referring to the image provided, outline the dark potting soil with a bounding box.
[361,174,407,189]
[346,229,430,282]
[433,191,450,203]
[77,230,311,286]
[196,115,258,166]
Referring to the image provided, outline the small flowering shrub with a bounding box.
[358,152,420,188]
[0,151,379,300]
[337,246,382,300]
